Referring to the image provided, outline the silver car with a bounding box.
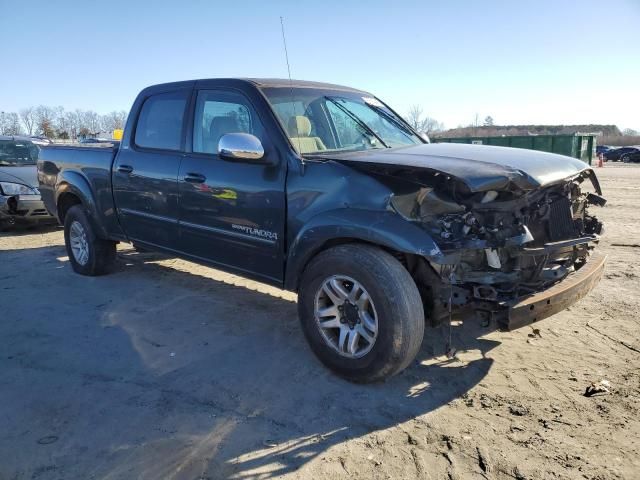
[0,136,56,229]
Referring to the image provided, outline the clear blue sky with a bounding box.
[1,0,639,131]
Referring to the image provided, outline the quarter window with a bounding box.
[193,90,263,154]
[134,90,188,151]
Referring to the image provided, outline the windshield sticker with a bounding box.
[362,97,384,108]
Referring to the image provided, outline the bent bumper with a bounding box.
[502,252,607,330]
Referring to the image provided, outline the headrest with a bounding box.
[210,116,239,136]
[288,115,312,137]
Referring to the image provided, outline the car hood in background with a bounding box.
[323,143,592,192]
[0,166,39,189]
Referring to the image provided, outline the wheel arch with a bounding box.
[284,209,443,292]
[55,171,108,238]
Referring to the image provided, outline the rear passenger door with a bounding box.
[112,88,190,249]
[177,88,286,284]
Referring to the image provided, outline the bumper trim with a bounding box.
[520,235,598,256]
[502,252,606,330]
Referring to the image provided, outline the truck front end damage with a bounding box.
[391,168,606,330]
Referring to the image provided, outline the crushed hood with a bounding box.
[0,166,39,189]
[324,143,592,192]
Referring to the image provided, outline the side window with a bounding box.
[193,90,263,154]
[134,90,188,151]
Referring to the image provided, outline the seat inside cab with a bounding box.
[287,115,326,154]
[204,116,240,153]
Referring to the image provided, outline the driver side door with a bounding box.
[177,88,286,284]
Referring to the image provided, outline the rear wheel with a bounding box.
[64,205,116,275]
[298,244,425,383]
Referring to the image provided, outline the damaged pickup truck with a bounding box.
[38,78,606,382]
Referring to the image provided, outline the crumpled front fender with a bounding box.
[284,208,442,290]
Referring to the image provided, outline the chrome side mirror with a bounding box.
[218,133,264,161]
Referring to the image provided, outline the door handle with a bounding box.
[117,164,134,174]
[184,173,206,183]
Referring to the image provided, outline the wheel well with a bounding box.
[57,193,82,223]
[297,238,417,284]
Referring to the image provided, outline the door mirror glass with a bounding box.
[218,133,264,161]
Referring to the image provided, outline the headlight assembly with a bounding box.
[0,182,39,196]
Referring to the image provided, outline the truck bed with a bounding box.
[38,143,121,235]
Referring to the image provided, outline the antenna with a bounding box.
[280,16,304,166]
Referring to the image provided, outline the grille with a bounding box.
[548,197,576,241]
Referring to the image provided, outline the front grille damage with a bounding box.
[391,168,605,328]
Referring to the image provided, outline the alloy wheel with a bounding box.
[69,220,89,266]
[314,275,379,358]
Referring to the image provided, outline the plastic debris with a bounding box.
[584,379,610,397]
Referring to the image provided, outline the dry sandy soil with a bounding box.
[0,164,638,480]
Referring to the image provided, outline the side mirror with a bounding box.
[218,133,265,161]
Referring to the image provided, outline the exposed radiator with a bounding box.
[548,197,576,241]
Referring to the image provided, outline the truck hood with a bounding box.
[0,166,39,189]
[323,143,592,192]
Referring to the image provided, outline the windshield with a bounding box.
[0,140,39,166]
[261,87,423,155]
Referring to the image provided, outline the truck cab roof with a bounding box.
[140,78,369,95]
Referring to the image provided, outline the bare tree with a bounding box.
[407,105,425,132]
[0,112,22,135]
[34,105,59,137]
[84,110,101,134]
[406,105,444,135]
[63,111,79,139]
[56,108,72,138]
[483,115,494,127]
[622,128,638,136]
[7,112,22,135]
[19,107,36,135]
[100,110,127,133]
[73,109,87,136]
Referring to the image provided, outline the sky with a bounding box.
[1,0,639,131]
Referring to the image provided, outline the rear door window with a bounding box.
[134,91,189,151]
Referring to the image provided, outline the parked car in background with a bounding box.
[622,150,640,163]
[28,136,53,146]
[596,145,611,155]
[0,136,56,229]
[79,137,114,144]
[604,146,639,161]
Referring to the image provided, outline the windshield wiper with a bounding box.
[325,97,389,149]
[364,103,420,140]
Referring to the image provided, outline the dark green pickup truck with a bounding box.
[38,78,606,382]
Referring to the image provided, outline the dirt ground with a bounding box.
[1,164,638,480]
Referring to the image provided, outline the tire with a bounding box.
[298,244,425,383]
[622,154,630,163]
[63,205,116,275]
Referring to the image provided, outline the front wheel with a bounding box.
[64,205,116,276]
[298,244,425,383]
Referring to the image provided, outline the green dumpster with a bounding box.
[434,134,597,165]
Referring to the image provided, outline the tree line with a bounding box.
[0,107,128,140]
